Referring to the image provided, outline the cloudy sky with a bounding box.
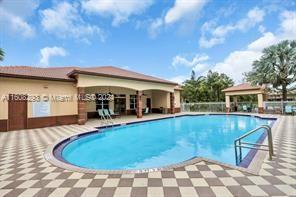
[0,0,295,84]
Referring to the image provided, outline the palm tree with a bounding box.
[0,48,4,61]
[245,40,296,101]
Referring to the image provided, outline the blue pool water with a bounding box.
[62,115,274,170]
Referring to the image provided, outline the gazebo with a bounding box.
[222,83,267,113]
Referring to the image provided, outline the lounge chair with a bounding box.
[109,109,121,118]
[293,106,296,113]
[97,109,105,120]
[285,105,293,115]
[144,107,149,115]
[103,109,112,119]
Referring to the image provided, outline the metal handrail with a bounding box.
[234,125,274,165]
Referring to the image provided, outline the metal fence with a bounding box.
[181,102,226,112]
[264,101,296,114]
[181,101,296,115]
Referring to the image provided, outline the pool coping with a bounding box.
[44,113,280,175]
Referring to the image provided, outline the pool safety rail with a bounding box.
[234,125,274,165]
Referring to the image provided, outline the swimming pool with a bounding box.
[57,115,275,171]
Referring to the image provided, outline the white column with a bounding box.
[257,93,264,113]
[226,95,230,113]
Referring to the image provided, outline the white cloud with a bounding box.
[81,0,153,26]
[280,10,296,40]
[247,32,278,51]
[147,0,208,38]
[209,10,296,83]
[199,36,224,49]
[0,0,37,38]
[211,50,262,83]
[176,9,296,84]
[0,0,38,18]
[199,7,265,48]
[40,46,67,66]
[168,75,188,84]
[164,0,208,25]
[40,2,105,42]
[148,18,163,38]
[172,54,209,69]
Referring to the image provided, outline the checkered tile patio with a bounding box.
[0,114,295,197]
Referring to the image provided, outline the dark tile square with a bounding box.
[195,186,215,196]
[205,178,224,186]
[196,165,210,171]
[118,178,134,187]
[135,173,148,178]
[64,188,85,197]
[187,171,202,178]
[234,177,255,185]
[131,187,147,197]
[98,187,116,197]
[89,179,106,187]
[176,179,193,187]
[161,171,175,178]
[163,187,181,197]
[148,178,163,187]
[213,170,231,177]
[227,186,251,196]
[107,174,121,178]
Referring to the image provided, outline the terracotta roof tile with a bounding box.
[0,66,177,85]
[222,83,263,92]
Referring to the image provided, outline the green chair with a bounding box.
[97,109,105,120]
[285,105,293,115]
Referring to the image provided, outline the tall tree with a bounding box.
[181,70,234,102]
[0,48,4,61]
[245,40,296,101]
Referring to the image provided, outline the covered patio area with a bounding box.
[72,70,181,124]
[223,83,267,113]
[83,86,180,120]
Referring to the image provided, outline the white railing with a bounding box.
[264,101,296,114]
[181,102,226,112]
[181,101,296,115]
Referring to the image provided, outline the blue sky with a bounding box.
[0,0,295,84]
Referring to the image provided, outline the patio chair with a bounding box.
[266,106,274,113]
[97,109,105,120]
[103,109,114,124]
[144,107,149,115]
[242,105,248,112]
[109,109,121,118]
[285,105,293,115]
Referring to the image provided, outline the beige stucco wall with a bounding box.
[174,90,181,108]
[152,90,170,108]
[85,86,153,112]
[0,75,181,120]
[77,74,175,92]
[0,77,77,119]
[257,94,264,108]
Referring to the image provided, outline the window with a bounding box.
[130,95,137,109]
[95,93,109,110]
[32,101,50,117]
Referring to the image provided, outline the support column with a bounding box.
[226,95,230,113]
[233,96,238,112]
[78,87,87,125]
[170,92,175,114]
[136,91,143,118]
[258,93,264,113]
